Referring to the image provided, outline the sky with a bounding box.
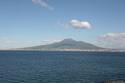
[0,0,125,49]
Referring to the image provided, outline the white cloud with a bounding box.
[32,0,54,10]
[70,19,91,29]
[98,33,125,49]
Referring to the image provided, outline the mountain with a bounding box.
[20,38,104,51]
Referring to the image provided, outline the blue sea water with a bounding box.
[0,51,125,83]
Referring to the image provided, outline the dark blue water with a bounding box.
[0,51,125,83]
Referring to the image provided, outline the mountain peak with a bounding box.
[61,38,76,42]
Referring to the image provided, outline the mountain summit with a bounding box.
[21,38,103,51]
[60,38,76,42]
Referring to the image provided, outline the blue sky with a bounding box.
[0,0,125,49]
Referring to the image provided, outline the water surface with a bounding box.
[0,51,125,83]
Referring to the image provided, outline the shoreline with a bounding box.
[0,49,125,52]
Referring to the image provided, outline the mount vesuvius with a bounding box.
[20,38,104,51]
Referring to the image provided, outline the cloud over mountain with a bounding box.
[70,19,91,29]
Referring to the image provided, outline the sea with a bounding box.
[0,51,125,83]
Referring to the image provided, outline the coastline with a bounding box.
[0,49,125,52]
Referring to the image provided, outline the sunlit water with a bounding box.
[0,51,125,83]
